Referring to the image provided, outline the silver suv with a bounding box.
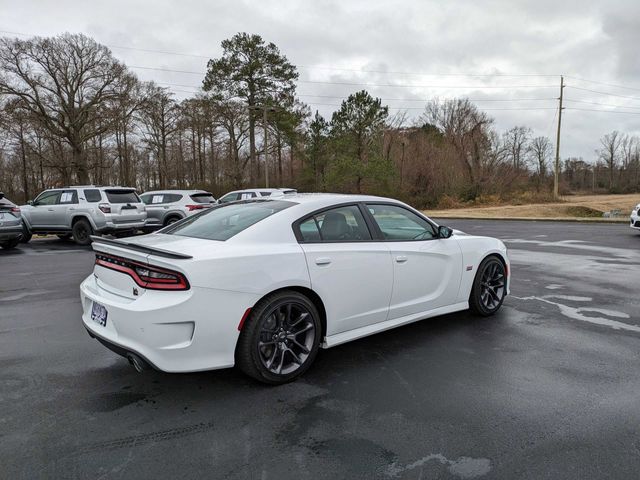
[21,186,146,245]
[217,188,297,204]
[0,193,23,250]
[140,190,216,230]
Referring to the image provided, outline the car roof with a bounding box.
[141,190,210,195]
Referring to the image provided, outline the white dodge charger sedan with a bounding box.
[81,194,510,384]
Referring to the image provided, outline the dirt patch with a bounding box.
[424,193,638,220]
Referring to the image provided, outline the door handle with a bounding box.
[68,208,75,211]
[395,255,408,263]
[315,257,332,266]
[47,208,54,211]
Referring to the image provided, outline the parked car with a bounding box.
[140,190,216,230]
[217,188,297,204]
[631,203,640,232]
[81,193,509,384]
[0,192,23,250]
[21,186,146,245]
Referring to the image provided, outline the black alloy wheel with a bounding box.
[236,291,321,384]
[469,256,507,316]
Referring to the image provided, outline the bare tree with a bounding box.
[0,33,130,183]
[528,136,552,189]
[503,126,532,170]
[422,98,493,199]
[597,131,623,190]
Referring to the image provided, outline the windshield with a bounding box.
[163,200,295,241]
[105,189,140,204]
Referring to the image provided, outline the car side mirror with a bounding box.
[27,200,34,206]
[438,225,453,239]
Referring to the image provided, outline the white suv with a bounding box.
[140,190,216,230]
[21,186,146,245]
[631,203,640,232]
[217,188,297,204]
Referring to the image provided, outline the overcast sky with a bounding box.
[2,0,640,161]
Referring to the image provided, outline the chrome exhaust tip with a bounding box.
[127,353,148,373]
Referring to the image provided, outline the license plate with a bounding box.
[91,301,108,327]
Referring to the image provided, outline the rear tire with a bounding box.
[164,215,182,226]
[0,238,20,250]
[236,290,321,385]
[72,219,93,246]
[469,256,507,316]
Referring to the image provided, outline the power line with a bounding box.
[564,75,640,94]
[564,98,640,109]
[565,85,640,102]
[565,107,640,115]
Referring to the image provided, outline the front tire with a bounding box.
[236,291,321,385]
[20,224,32,243]
[469,256,507,316]
[72,219,93,246]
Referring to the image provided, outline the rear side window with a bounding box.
[189,193,215,204]
[260,192,272,197]
[297,205,372,242]
[105,189,140,204]
[59,190,78,204]
[164,200,294,241]
[163,194,183,203]
[84,189,102,203]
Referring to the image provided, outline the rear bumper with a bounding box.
[80,274,259,372]
[0,226,23,241]
[95,221,146,233]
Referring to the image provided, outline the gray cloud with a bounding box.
[2,0,639,161]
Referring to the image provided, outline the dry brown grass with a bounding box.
[424,193,639,221]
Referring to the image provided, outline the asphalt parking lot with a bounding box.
[1,220,640,479]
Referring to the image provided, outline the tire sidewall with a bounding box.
[471,256,506,316]
[72,219,93,246]
[242,292,322,384]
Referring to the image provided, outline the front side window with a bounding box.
[34,191,60,206]
[164,200,295,241]
[367,204,436,241]
[219,193,239,203]
[298,205,372,242]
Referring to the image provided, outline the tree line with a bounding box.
[1,32,639,206]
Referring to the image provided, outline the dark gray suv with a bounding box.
[0,193,23,250]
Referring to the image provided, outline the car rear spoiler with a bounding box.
[90,236,193,259]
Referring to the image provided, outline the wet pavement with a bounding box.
[1,221,640,479]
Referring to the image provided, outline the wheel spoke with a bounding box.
[290,338,310,354]
[288,312,309,329]
[276,349,286,374]
[292,322,313,336]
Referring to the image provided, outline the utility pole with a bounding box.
[263,107,269,188]
[554,75,564,199]
[249,105,277,187]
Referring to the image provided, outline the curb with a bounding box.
[426,216,630,224]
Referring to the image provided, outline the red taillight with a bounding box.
[98,203,111,214]
[10,207,20,213]
[95,253,189,291]
[186,204,205,211]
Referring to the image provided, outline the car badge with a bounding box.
[133,287,139,296]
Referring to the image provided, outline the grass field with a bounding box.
[424,194,639,221]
